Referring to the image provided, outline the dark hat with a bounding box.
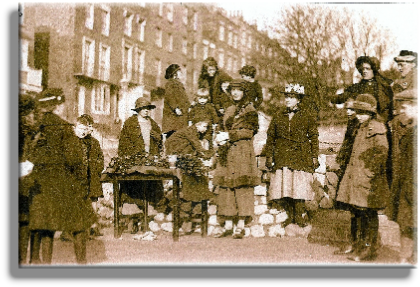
[239,65,257,78]
[394,50,417,64]
[36,88,65,107]
[227,79,247,92]
[132,97,156,111]
[77,114,94,126]
[19,93,36,116]
[351,94,377,114]
[280,83,307,98]
[165,64,181,80]
[203,57,218,69]
[355,56,380,74]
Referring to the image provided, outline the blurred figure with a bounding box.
[198,57,232,104]
[213,76,233,120]
[239,65,263,110]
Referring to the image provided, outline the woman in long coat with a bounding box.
[118,98,164,214]
[162,64,190,138]
[213,80,260,239]
[29,90,96,264]
[263,83,319,228]
[336,94,389,262]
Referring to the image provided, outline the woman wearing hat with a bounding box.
[336,94,389,262]
[263,83,319,229]
[28,89,96,264]
[212,79,260,239]
[118,97,164,232]
[198,57,232,104]
[162,64,190,138]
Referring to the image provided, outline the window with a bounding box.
[78,86,86,116]
[100,6,110,36]
[124,10,134,37]
[134,49,145,84]
[218,49,224,68]
[167,3,174,22]
[158,3,163,17]
[155,27,162,47]
[241,57,246,68]
[85,4,94,30]
[233,58,238,73]
[182,64,187,85]
[82,37,95,77]
[193,43,197,59]
[193,12,198,31]
[167,33,173,52]
[248,35,252,49]
[123,43,133,80]
[98,43,110,81]
[193,69,198,89]
[233,34,238,49]
[268,48,273,58]
[261,45,265,56]
[227,29,233,46]
[139,20,146,42]
[92,84,110,114]
[255,41,259,51]
[182,7,188,25]
[155,59,162,86]
[182,38,188,55]
[219,24,225,41]
[203,45,208,60]
[241,31,246,46]
[227,56,232,72]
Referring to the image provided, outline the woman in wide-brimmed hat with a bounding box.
[162,64,190,138]
[262,83,319,229]
[336,93,389,262]
[118,97,164,233]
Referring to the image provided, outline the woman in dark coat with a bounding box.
[213,80,260,239]
[28,89,96,264]
[198,57,232,104]
[263,83,319,228]
[336,94,389,262]
[118,98,164,220]
[162,64,190,138]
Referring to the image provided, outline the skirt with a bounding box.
[268,167,315,201]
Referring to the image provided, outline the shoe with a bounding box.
[232,228,245,239]
[214,229,233,238]
[347,246,375,262]
[334,245,356,255]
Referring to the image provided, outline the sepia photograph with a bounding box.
[13,0,419,272]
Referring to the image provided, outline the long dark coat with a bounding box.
[336,119,390,209]
[118,115,164,204]
[28,112,96,232]
[162,79,190,134]
[198,69,232,104]
[245,81,263,110]
[213,103,260,188]
[73,135,104,199]
[165,125,214,202]
[263,107,319,173]
[335,116,360,180]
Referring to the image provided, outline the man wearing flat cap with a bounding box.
[117,97,164,232]
[386,50,418,264]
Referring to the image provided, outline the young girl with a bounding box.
[213,79,260,239]
[336,94,389,262]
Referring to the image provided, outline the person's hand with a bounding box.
[175,108,183,116]
[215,132,229,145]
[313,157,320,169]
[265,157,273,170]
[20,160,34,177]
[219,108,225,115]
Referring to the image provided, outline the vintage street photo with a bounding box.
[17,1,418,266]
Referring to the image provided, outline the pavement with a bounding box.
[20,226,404,266]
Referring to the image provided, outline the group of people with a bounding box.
[18,49,417,264]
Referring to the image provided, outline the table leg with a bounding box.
[173,177,180,242]
[144,198,148,233]
[113,180,120,239]
[201,200,208,237]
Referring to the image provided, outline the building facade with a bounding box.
[20,2,289,157]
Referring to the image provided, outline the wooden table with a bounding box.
[101,166,182,241]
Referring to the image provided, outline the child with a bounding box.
[239,65,263,110]
[336,94,389,262]
[188,88,219,150]
[213,77,234,119]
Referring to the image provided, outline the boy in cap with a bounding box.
[188,88,219,150]
[239,65,263,110]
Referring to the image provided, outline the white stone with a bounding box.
[161,222,173,232]
[254,200,259,206]
[259,214,274,225]
[250,225,265,237]
[260,196,267,205]
[207,205,217,215]
[284,224,300,237]
[166,213,173,222]
[121,203,142,216]
[244,227,251,237]
[276,211,288,223]
[154,213,165,222]
[207,225,215,236]
[208,215,219,225]
[254,185,267,196]
[148,221,161,232]
[269,209,280,215]
[268,225,285,237]
[147,205,158,216]
[254,205,268,215]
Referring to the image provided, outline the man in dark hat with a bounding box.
[118,97,164,233]
[163,64,190,138]
[239,65,263,110]
[28,88,96,264]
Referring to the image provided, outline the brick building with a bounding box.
[20,2,289,158]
